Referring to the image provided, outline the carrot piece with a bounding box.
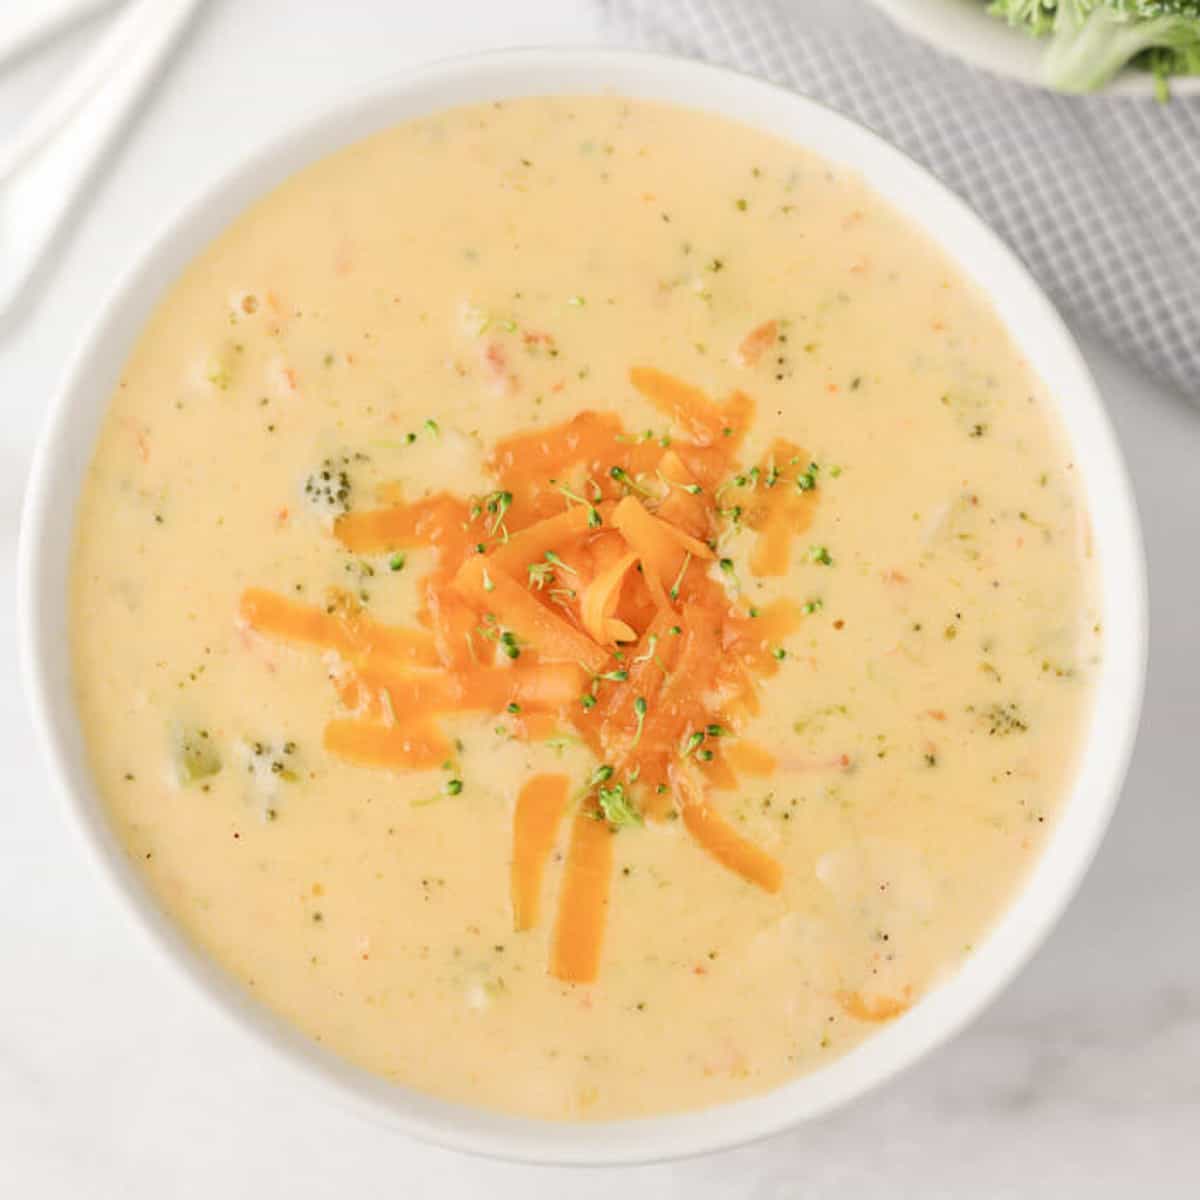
[735,319,778,367]
[630,366,728,446]
[656,449,710,539]
[580,551,639,645]
[722,391,755,446]
[487,506,591,575]
[516,711,561,742]
[240,587,350,651]
[605,618,638,642]
[550,805,614,983]
[681,800,783,893]
[454,558,609,673]
[673,766,782,893]
[697,749,739,791]
[490,410,625,479]
[463,663,586,710]
[599,609,681,764]
[613,495,712,560]
[357,661,584,715]
[742,439,817,577]
[323,718,450,769]
[610,496,709,599]
[637,603,720,755]
[345,669,455,717]
[239,588,438,667]
[423,585,479,670]
[723,740,777,776]
[334,494,471,555]
[749,507,799,578]
[511,774,571,931]
[837,989,911,1023]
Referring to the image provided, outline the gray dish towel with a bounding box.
[598,0,1200,402]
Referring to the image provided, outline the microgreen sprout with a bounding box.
[527,561,554,589]
[631,696,648,749]
[633,634,659,664]
[597,781,642,828]
[481,490,513,542]
[669,552,693,601]
[588,764,615,787]
[553,480,603,528]
[609,465,654,498]
[543,550,577,575]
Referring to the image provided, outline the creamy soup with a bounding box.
[70,97,1098,1120]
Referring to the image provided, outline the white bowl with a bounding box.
[865,0,1200,96]
[18,47,1147,1165]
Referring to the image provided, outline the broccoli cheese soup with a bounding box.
[69,97,1099,1121]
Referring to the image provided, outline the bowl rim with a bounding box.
[17,44,1147,1166]
[864,0,1200,96]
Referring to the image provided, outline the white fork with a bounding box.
[0,0,204,320]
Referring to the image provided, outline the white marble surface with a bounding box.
[1,2,1196,1195]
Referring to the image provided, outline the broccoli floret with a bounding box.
[170,724,221,786]
[303,456,352,516]
[987,1,1200,92]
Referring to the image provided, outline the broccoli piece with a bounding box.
[171,725,221,786]
[987,1,1200,92]
[303,456,352,516]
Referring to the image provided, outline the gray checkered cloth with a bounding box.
[598,0,1200,402]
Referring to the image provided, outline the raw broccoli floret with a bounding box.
[987,1,1200,92]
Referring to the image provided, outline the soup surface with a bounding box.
[70,97,1098,1120]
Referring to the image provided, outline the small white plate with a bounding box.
[866,0,1200,96]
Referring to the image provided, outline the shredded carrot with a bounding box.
[352,660,584,716]
[334,494,471,556]
[630,366,742,447]
[742,439,817,577]
[487,506,591,574]
[511,774,570,932]
[423,587,479,671]
[610,496,696,595]
[241,366,826,983]
[836,989,912,1023]
[656,449,709,539]
[680,795,783,893]
[323,718,450,770]
[735,319,778,367]
[454,557,609,672]
[239,588,438,667]
[580,551,639,645]
[723,740,778,776]
[550,805,613,983]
